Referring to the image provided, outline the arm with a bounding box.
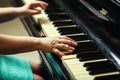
[0,1,48,22]
[0,34,77,57]
[0,7,21,22]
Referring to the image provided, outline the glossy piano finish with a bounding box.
[42,0,120,79]
[52,0,120,79]
[13,0,120,80]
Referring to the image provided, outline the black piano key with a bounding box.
[67,35,88,41]
[94,74,120,80]
[78,52,105,61]
[84,61,117,75]
[84,60,110,67]
[73,41,97,53]
[45,7,65,14]
[86,62,113,71]
[48,13,71,21]
[57,27,82,35]
[53,20,75,26]
[89,67,117,75]
[48,11,67,15]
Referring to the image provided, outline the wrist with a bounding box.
[36,38,51,52]
[13,7,26,16]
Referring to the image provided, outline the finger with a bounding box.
[32,1,48,9]
[58,39,77,46]
[58,36,77,45]
[59,36,75,41]
[56,44,75,51]
[33,74,44,80]
[29,9,41,14]
[52,48,64,57]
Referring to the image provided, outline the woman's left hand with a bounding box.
[19,1,48,15]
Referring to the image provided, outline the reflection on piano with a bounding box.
[13,0,120,80]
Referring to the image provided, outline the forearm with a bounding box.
[0,7,23,22]
[0,34,42,54]
[0,34,77,57]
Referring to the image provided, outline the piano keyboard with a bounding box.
[21,0,120,80]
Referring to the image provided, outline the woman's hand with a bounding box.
[39,36,77,57]
[19,1,48,15]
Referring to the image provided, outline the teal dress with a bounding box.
[0,55,33,80]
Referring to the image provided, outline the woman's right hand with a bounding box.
[39,36,77,57]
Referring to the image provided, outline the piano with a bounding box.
[12,0,120,80]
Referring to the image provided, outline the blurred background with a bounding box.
[0,0,41,63]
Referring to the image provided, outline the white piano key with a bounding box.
[37,10,60,36]
[63,57,120,80]
[55,25,77,28]
[62,54,76,60]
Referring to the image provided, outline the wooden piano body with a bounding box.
[13,0,120,80]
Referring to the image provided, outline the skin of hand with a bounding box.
[18,1,48,15]
[0,1,48,22]
[38,36,78,57]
